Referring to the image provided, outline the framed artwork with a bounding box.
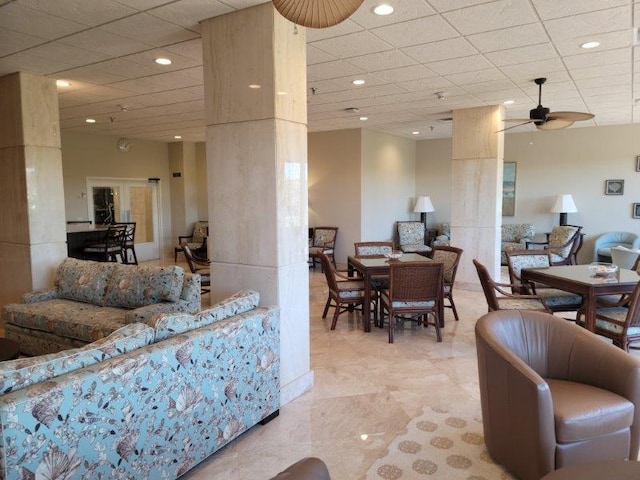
[634,203,640,219]
[605,179,624,195]
[636,156,640,172]
[502,162,516,216]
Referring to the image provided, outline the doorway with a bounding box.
[87,178,160,261]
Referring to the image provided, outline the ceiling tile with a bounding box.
[147,0,234,30]
[499,58,567,83]
[447,68,507,86]
[402,37,478,63]
[0,27,45,57]
[466,23,549,53]
[442,0,539,36]
[99,12,199,47]
[544,6,631,41]
[0,2,86,39]
[24,0,137,26]
[310,31,393,59]
[0,51,77,76]
[25,42,111,69]
[372,65,438,83]
[553,30,633,57]
[370,15,459,48]
[531,0,629,20]
[563,48,630,69]
[426,55,494,75]
[484,43,559,67]
[569,62,630,80]
[307,45,337,65]
[305,19,363,42]
[428,0,493,13]
[164,39,204,61]
[307,60,364,82]
[345,49,417,71]
[59,29,154,57]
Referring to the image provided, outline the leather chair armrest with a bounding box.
[269,457,331,480]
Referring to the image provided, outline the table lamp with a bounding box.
[413,196,435,228]
[551,194,577,226]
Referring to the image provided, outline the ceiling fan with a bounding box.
[501,77,594,132]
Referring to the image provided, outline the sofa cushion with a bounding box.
[152,290,260,341]
[3,299,127,343]
[104,264,184,308]
[0,323,153,394]
[56,258,115,305]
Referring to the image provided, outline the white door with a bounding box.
[87,178,160,261]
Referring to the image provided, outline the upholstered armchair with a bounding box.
[309,227,338,269]
[395,221,431,254]
[175,220,208,261]
[594,231,640,262]
[501,223,535,264]
[432,222,450,246]
[476,309,640,480]
[526,225,583,265]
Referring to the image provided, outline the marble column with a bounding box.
[450,105,504,288]
[0,72,66,307]
[201,4,311,404]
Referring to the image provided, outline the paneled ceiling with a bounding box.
[1,0,639,142]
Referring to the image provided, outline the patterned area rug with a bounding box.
[365,406,516,479]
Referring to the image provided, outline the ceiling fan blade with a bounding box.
[503,118,535,123]
[496,121,533,133]
[547,111,595,122]
[536,119,574,130]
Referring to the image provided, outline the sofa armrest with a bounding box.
[125,300,200,325]
[269,458,331,480]
[21,288,60,304]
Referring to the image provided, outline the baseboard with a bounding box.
[280,369,314,406]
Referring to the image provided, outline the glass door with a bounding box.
[87,178,159,261]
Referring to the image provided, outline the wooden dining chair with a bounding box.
[82,224,127,262]
[114,222,137,265]
[430,245,463,321]
[473,259,551,313]
[310,227,338,270]
[318,252,366,330]
[379,261,444,343]
[505,250,583,314]
[353,241,394,327]
[183,244,211,294]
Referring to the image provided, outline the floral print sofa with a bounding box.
[0,289,280,479]
[501,223,536,264]
[1,258,201,356]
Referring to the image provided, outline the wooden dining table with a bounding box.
[347,253,441,332]
[521,264,639,332]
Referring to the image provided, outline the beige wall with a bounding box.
[61,131,173,259]
[308,129,361,265]
[361,129,417,242]
[416,124,640,263]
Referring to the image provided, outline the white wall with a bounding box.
[195,142,209,221]
[308,129,361,266]
[61,131,173,259]
[416,124,640,263]
[361,129,417,242]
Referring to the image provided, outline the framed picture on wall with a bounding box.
[502,162,516,216]
[633,203,640,219]
[605,179,624,195]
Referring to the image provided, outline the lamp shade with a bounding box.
[551,194,578,213]
[272,0,364,28]
[413,196,435,213]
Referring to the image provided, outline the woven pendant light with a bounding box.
[272,0,364,28]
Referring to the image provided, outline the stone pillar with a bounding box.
[201,4,311,404]
[0,72,66,306]
[450,105,504,288]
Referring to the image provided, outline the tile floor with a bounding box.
[181,267,509,479]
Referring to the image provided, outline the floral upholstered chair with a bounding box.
[501,223,535,264]
[526,225,583,265]
[175,220,208,262]
[309,227,338,269]
[433,222,450,246]
[395,221,431,254]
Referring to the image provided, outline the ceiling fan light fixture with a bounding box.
[580,41,600,49]
[272,0,365,28]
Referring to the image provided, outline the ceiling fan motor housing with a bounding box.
[530,105,550,124]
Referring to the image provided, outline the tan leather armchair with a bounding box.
[269,457,331,480]
[476,310,640,480]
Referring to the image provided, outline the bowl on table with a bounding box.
[588,262,619,277]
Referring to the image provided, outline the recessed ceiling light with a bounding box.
[412,131,420,135]
[359,116,368,121]
[174,135,182,139]
[503,100,515,106]
[580,41,600,49]
[85,118,96,124]
[276,91,287,95]
[249,84,261,89]
[373,4,394,15]
[352,79,365,86]
[56,79,70,87]
[155,57,172,65]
